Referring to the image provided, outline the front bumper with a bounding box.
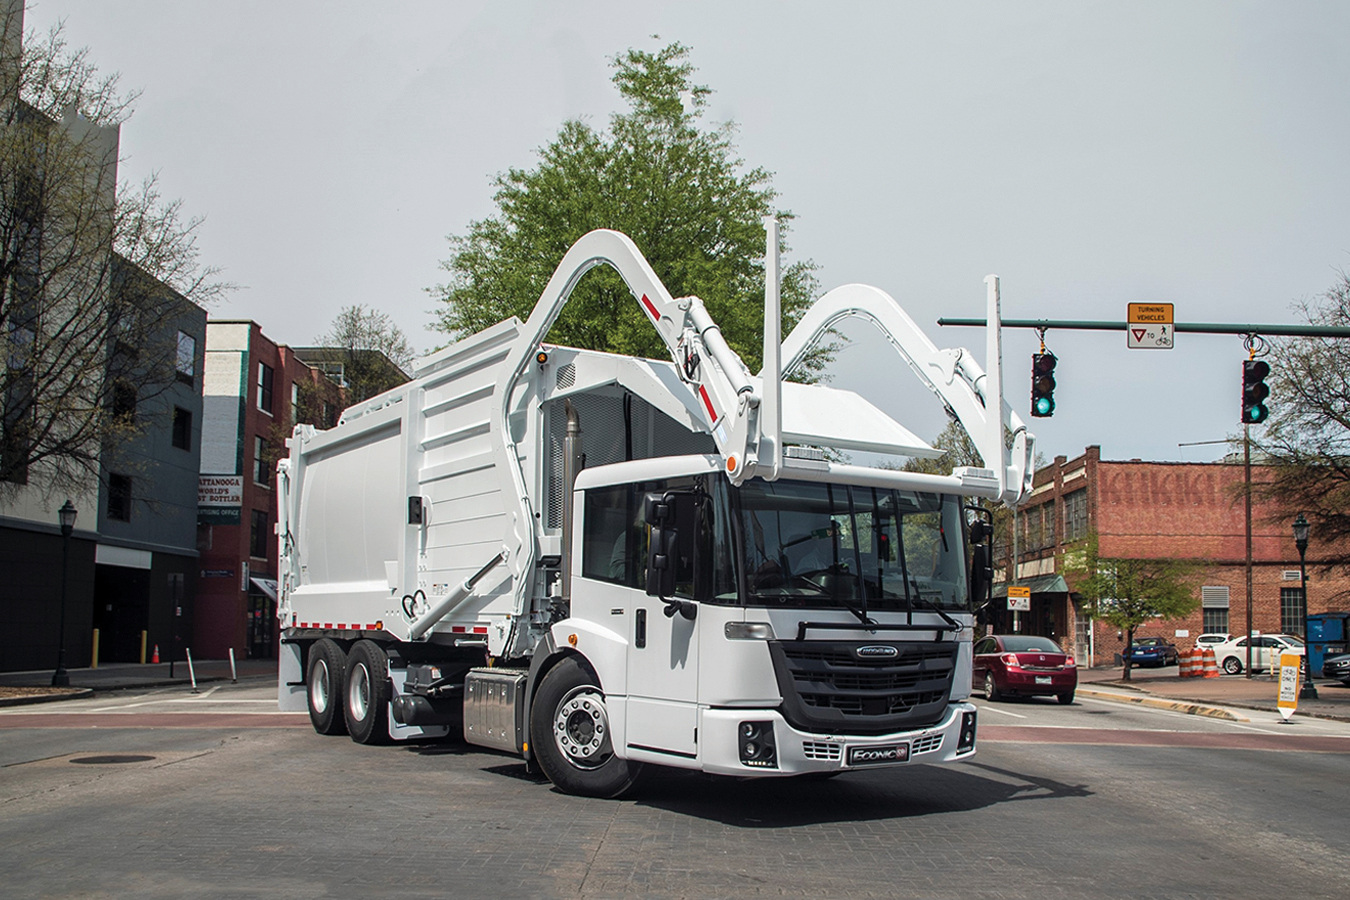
[696,701,977,777]
[1001,670,1077,693]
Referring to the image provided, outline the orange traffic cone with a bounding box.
[151,644,160,664]
[1180,646,1201,678]
[1201,647,1220,678]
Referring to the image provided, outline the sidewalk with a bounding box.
[1078,664,1350,722]
[0,657,279,706]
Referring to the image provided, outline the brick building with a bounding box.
[195,322,346,661]
[992,446,1350,667]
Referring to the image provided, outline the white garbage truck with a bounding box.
[276,225,1033,797]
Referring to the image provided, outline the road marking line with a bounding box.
[977,705,1027,719]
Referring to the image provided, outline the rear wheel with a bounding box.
[1222,656,1243,675]
[344,640,391,744]
[530,656,642,798]
[306,639,347,735]
[1057,690,1075,705]
[984,672,1002,702]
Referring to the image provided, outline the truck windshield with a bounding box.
[732,479,969,612]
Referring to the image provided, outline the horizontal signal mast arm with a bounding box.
[937,318,1350,338]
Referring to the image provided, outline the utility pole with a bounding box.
[1244,425,1253,678]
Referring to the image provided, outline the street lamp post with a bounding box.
[51,500,77,688]
[1292,513,1318,701]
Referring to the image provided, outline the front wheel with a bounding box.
[1222,656,1243,675]
[344,640,391,745]
[530,656,642,798]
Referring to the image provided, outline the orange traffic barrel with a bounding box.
[1180,646,1202,678]
[1202,647,1220,678]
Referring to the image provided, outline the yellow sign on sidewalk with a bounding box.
[1277,652,1301,721]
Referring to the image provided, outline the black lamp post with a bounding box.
[1292,513,1318,700]
[51,500,77,687]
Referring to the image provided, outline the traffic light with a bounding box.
[1242,359,1270,424]
[1031,352,1057,417]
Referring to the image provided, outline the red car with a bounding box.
[973,634,1077,704]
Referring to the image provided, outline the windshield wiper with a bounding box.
[907,589,960,633]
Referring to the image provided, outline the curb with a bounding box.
[0,688,93,708]
[1076,687,1250,722]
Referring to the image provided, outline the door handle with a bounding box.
[635,608,647,649]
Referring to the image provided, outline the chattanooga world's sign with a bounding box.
[199,475,243,524]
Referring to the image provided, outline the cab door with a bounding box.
[625,490,703,759]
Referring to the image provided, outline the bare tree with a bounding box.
[312,304,413,404]
[1251,272,1350,571]
[0,7,226,497]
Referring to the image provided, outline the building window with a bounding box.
[291,381,300,424]
[1281,587,1305,635]
[110,380,137,424]
[176,331,196,384]
[172,407,192,450]
[257,361,274,414]
[1202,608,1230,634]
[1201,585,1230,635]
[1042,499,1055,547]
[323,401,337,429]
[254,435,270,486]
[108,473,133,521]
[250,509,270,559]
[1024,506,1042,551]
[1063,489,1088,542]
[1,370,35,485]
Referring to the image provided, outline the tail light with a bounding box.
[1000,653,1019,668]
[1064,656,1076,668]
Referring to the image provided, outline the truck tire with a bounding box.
[307,639,348,735]
[344,640,391,745]
[530,656,642,798]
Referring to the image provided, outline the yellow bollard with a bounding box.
[90,628,100,668]
[140,630,148,664]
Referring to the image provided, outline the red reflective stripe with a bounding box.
[366,623,377,630]
[323,623,332,629]
[698,385,717,422]
[473,626,488,635]
[337,624,346,630]
[640,294,660,320]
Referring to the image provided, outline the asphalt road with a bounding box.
[1,679,1348,899]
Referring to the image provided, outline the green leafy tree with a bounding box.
[431,41,821,375]
[1251,272,1350,568]
[1062,533,1199,680]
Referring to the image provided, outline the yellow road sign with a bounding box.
[1127,302,1174,350]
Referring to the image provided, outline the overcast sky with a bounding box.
[27,1,1350,466]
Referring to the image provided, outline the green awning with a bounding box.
[992,573,1069,598]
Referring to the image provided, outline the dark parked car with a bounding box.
[973,634,1077,704]
[1123,637,1179,667]
[1322,652,1350,685]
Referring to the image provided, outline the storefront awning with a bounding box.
[992,574,1069,598]
[250,577,278,600]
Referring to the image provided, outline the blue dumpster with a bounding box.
[1306,612,1350,677]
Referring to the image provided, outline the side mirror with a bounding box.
[966,507,994,607]
[645,524,678,599]
[970,543,992,608]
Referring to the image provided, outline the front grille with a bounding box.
[768,640,956,735]
[911,733,944,755]
[802,741,842,761]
